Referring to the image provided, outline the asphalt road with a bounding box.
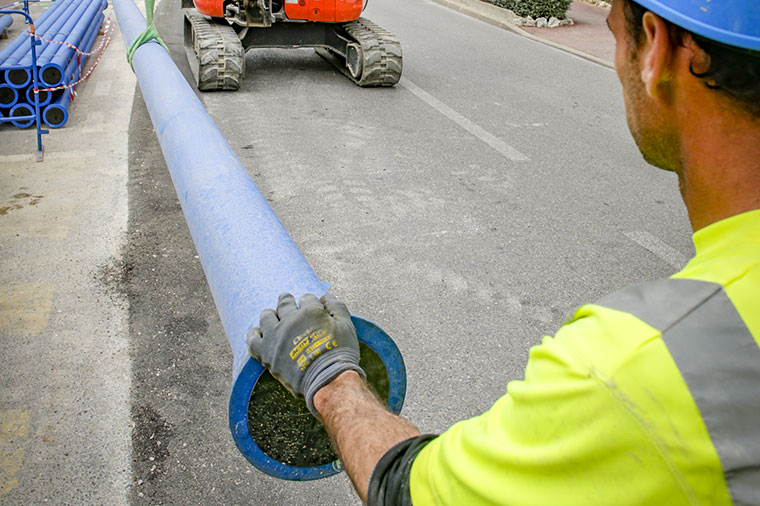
[126,0,693,504]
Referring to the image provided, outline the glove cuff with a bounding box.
[303,348,366,418]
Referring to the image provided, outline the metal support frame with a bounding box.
[0,3,48,161]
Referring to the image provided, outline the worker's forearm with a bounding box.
[313,370,421,504]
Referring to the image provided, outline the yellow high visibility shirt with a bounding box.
[408,209,760,505]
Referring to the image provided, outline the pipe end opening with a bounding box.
[246,341,390,469]
[230,315,406,481]
[10,104,34,128]
[41,67,63,88]
[6,68,30,88]
[0,85,18,107]
[27,88,51,107]
[44,106,67,128]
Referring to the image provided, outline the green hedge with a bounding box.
[488,0,572,19]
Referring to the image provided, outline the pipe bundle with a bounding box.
[0,0,107,128]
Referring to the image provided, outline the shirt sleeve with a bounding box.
[367,434,438,506]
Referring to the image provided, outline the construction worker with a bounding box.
[246,0,760,503]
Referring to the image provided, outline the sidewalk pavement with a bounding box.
[520,0,615,65]
[432,0,616,68]
[0,2,134,503]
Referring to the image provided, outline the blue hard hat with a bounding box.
[634,0,760,51]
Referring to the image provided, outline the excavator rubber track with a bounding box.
[184,9,245,91]
[317,18,402,87]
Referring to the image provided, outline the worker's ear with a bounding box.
[639,11,673,99]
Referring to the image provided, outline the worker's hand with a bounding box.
[246,293,365,417]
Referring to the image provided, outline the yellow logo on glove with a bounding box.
[289,327,337,370]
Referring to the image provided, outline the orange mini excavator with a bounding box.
[182,0,402,90]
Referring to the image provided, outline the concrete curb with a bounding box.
[430,0,614,69]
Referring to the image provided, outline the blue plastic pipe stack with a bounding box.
[0,0,107,128]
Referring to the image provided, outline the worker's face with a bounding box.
[607,1,680,173]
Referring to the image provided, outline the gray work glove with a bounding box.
[246,293,366,417]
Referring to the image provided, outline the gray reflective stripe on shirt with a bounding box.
[595,278,760,506]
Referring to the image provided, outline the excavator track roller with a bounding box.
[346,43,362,79]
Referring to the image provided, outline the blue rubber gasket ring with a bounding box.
[228,315,407,481]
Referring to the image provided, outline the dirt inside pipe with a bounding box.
[247,342,390,468]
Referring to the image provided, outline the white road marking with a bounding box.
[625,231,689,270]
[0,154,35,164]
[0,151,97,164]
[399,78,529,162]
[421,0,473,18]
[418,230,449,237]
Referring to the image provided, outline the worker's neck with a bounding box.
[677,104,760,232]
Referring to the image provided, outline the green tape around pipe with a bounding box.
[126,0,168,70]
